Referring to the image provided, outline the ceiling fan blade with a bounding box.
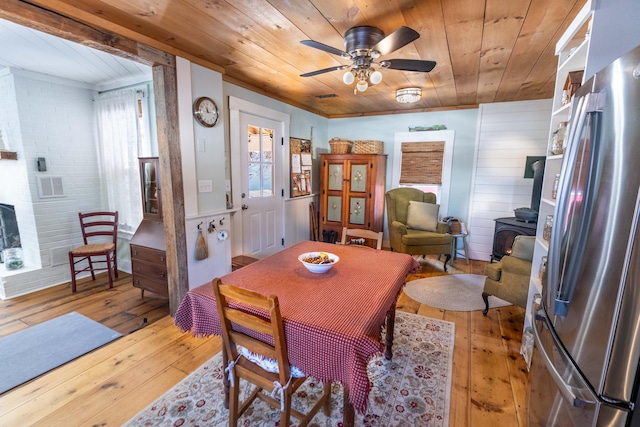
[372,26,420,55]
[300,40,348,57]
[300,65,348,77]
[384,59,436,72]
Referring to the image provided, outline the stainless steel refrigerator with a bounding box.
[528,43,640,426]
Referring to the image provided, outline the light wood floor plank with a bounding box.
[82,366,189,427]
[0,321,185,423]
[0,257,528,426]
[444,310,471,427]
[0,315,175,417]
[34,332,204,426]
[498,305,530,427]
[470,334,520,425]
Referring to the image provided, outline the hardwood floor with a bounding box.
[0,256,528,426]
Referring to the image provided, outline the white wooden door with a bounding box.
[239,112,283,258]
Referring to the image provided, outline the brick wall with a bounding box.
[0,70,104,298]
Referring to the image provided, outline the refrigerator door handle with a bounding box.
[551,92,602,316]
[549,95,587,315]
[531,301,599,408]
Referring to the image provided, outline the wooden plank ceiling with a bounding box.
[21,0,586,118]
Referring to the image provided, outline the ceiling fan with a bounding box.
[300,26,436,93]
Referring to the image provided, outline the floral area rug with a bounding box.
[124,311,455,427]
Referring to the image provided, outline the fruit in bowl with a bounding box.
[298,252,339,273]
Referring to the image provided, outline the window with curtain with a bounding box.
[95,88,150,232]
[399,141,445,186]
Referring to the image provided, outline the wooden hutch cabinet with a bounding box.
[319,153,386,241]
[130,157,168,297]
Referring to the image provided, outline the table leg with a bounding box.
[343,387,355,426]
[384,304,396,360]
[222,349,229,409]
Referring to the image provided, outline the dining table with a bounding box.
[174,240,420,425]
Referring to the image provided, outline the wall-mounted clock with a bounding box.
[193,96,219,127]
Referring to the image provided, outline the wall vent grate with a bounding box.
[37,176,65,198]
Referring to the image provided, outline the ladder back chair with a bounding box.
[213,278,331,427]
[68,211,118,293]
[340,227,383,250]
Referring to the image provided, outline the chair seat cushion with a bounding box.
[70,243,115,255]
[238,345,305,378]
[401,229,452,246]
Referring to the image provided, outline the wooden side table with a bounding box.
[449,233,469,267]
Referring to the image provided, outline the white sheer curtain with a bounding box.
[95,89,143,232]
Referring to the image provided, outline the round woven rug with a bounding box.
[404,274,512,311]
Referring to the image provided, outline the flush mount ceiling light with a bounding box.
[300,26,436,94]
[396,88,422,103]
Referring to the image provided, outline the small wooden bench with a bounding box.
[231,255,259,271]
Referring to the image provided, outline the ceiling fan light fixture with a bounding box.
[370,70,383,85]
[356,80,369,92]
[396,87,422,103]
[342,71,355,84]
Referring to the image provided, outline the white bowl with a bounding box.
[298,252,339,273]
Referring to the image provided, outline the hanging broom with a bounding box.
[195,225,208,260]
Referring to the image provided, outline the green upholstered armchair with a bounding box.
[385,188,452,271]
[482,235,535,315]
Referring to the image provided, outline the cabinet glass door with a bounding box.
[140,158,161,219]
[328,163,343,191]
[349,197,366,225]
[350,164,367,192]
[327,196,342,222]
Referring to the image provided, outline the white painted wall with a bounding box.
[223,80,329,252]
[467,99,552,262]
[328,109,478,220]
[586,0,640,79]
[0,69,105,298]
[0,59,551,297]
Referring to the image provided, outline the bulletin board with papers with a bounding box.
[290,137,312,197]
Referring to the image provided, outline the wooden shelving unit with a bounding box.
[525,1,593,330]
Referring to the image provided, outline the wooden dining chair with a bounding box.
[341,227,384,250]
[68,211,118,293]
[213,278,331,427]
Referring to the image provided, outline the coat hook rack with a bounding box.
[197,221,204,230]
[208,220,216,233]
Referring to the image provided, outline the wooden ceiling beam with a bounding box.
[1,0,172,66]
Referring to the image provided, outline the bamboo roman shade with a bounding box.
[399,141,445,185]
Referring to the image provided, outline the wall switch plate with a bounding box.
[198,180,213,193]
[197,138,206,152]
[37,157,47,171]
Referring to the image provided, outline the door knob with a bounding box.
[242,204,249,210]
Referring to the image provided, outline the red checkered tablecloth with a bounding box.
[174,240,420,414]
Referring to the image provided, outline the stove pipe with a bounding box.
[531,159,545,212]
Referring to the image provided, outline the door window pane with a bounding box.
[262,164,273,196]
[247,125,274,197]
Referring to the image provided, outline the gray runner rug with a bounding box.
[0,311,122,394]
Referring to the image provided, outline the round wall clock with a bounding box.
[193,96,219,127]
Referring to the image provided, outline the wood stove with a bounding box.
[491,217,536,262]
[489,158,544,262]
